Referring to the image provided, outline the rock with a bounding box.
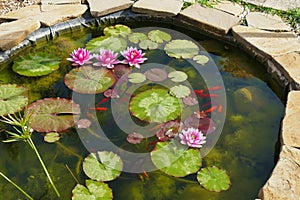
[232,25,300,56]
[258,145,300,199]
[179,4,240,35]
[246,12,290,31]
[132,0,183,17]
[213,0,244,16]
[0,18,40,51]
[281,90,300,148]
[88,0,133,17]
[263,0,300,11]
[41,0,81,4]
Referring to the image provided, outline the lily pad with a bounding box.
[128,73,146,84]
[168,71,188,82]
[128,32,148,44]
[193,55,209,65]
[129,89,182,123]
[44,132,60,143]
[83,151,123,181]
[164,40,199,59]
[144,68,168,82]
[26,98,81,132]
[72,180,113,200]
[197,166,231,192]
[151,141,202,177]
[104,24,131,37]
[170,85,191,98]
[139,39,159,50]
[0,84,28,116]
[86,36,127,53]
[12,52,61,77]
[64,66,116,94]
[148,30,171,43]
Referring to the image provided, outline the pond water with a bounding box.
[0,22,284,200]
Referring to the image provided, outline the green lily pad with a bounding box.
[72,180,112,200]
[86,36,127,53]
[148,30,171,43]
[168,71,188,82]
[193,55,209,65]
[128,73,146,83]
[139,39,159,50]
[129,89,182,123]
[170,85,191,98]
[197,166,231,192]
[64,66,116,94]
[44,132,60,143]
[164,40,199,59]
[151,141,202,177]
[26,98,81,132]
[12,52,61,77]
[128,32,148,44]
[83,151,123,182]
[104,24,131,37]
[0,84,28,116]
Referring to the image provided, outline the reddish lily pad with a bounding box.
[144,68,168,82]
[127,132,143,144]
[76,118,92,129]
[184,115,216,135]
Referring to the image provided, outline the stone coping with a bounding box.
[0,1,300,199]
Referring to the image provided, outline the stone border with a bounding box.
[0,1,300,199]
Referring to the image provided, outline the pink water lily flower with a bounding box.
[67,48,92,66]
[94,49,119,69]
[179,127,206,148]
[121,47,147,69]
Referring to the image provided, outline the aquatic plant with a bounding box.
[179,127,206,148]
[127,132,144,144]
[67,48,92,66]
[72,180,113,200]
[94,49,119,69]
[120,47,147,69]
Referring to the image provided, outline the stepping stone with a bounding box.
[88,0,133,17]
[242,0,265,6]
[132,0,183,17]
[263,0,300,11]
[213,0,244,16]
[246,12,290,31]
[258,145,300,199]
[0,18,40,51]
[232,25,300,56]
[179,4,240,35]
[0,5,87,26]
[41,0,81,4]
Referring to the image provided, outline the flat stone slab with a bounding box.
[179,4,240,35]
[281,90,300,148]
[132,0,183,17]
[0,5,87,26]
[258,145,300,199]
[246,12,290,31]
[263,0,300,11]
[213,0,244,16]
[232,25,300,56]
[41,0,81,4]
[0,18,40,51]
[88,0,133,17]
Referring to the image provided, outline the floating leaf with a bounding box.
[44,132,60,143]
[26,98,81,132]
[76,118,92,129]
[148,30,171,43]
[129,89,182,123]
[193,55,209,65]
[83,151,123,181]
[64,66,116,94]
[183,96,198,106]
[113,64,131,79]
[0,84,28,116]
[144,68,168,82]
[127,132,143,144]
[128,32,148,43]
[128,73,146,83]
[12,52,61,77]
[151,141,202,177]
[164,40,199,59]
[72,180,113,200]
[168,71,188,82]
[184,115,216,135]
[139,39,159,50]
[197,166,231,192]
[104,24,131,37]
[170,85,191,98]
[86,36,127,53]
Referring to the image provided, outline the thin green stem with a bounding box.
[0,172,34,200]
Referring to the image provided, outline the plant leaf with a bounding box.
[139,39,159,50]
[72,180,113,200]
[128,73,146,83]
[144,68,168,82]
[170,85,191,98]
[193,55,209,65]
[148,30,171,43]
[44,132,60,143]
[168,71,188,82]
[104,24,131,37]
[86,36,127,53]
[128,32,148,44]
[164,40,199,59]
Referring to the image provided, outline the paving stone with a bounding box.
[0,5,87,26]
[263,0,300,11]
[246,12,290,31]
[213,0,244,16]
[179,4,240,35]
[41,0,81,4]
[258,145,300,199]
[0,18,40,51]
[232,25,300,56]
[88,0,133,17]
[281,89,300,148]
[132,0,183,17]
[242,0,266,6]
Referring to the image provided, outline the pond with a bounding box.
[0,22,284,200]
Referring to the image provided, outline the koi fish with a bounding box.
[89,107,108,111]
[194,85,222,98]
[96,97,109,106]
